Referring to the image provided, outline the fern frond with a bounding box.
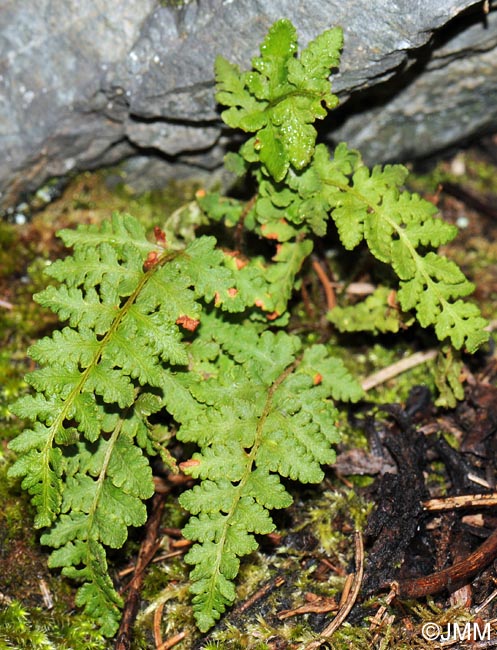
[327,287,413,334]
[34,285,118,334]
[433,346,465,408]
[288,142,489,351]
[178,327,362,630]
[47,538,123,637]
[215,19,342,181]
[8,213,243,634]
[39,426,153,636]
[8,442,63,528]
[29,327,101,369]
[56,212,156,256]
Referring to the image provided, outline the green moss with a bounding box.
[159,0,192,7]
[308,489,371,554]
[410,149,497,197]
[31,169,202,231]
[0,599,109,649]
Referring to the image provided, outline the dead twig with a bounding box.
[392,526,497,599]
[311,258,336,310]
[118,549,187,579]
[236,576,286,616]
[156,631,187,650]
[153,602,165,648]
[301,280,315,319]
[423,493,497,512]
[278,593,338,620]
[115,492,166,650]
[361,319,493,393]
[303,531,364,649]
[361,350,437,392]
[39,579,53,610]
[369,586,398,631]
[333,281,376,296]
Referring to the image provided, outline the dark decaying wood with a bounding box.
[362,404,427,594]
[392,526,497,598]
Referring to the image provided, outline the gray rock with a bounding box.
[1,0,495,212]
[328,6,497,162]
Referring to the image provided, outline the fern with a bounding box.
[8,18,489,638]
[177,324,361,630]
[8,215,245,635]
[216,19,342,181]
[294,143,489,352]
[203,23,489,353]
[328,286,413,335]
[8,210,363,634]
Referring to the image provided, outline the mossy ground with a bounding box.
[1,147,497,649]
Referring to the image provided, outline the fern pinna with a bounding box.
[8,18,488,637]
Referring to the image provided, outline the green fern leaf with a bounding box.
[96,481,149,547]
[216,326,300,383]
[180,479,237,515]
[47,538,122,637]
[74,579,121,639]
[106,436,155,500]
[84,363,135,407]
[71,393,103,442]
[29,328,101,370]
[328,287,413,335]
[244,468,293,509]
[395,253,488,351]
[127,307,188,365]
[26,366,81,399]
[264,240,313,315]
[41,513,88,547]
[183,541,237,631]
[434,301,489,352]
[294,141,489,351]
[433,346,465,408]
[178,328,361,630]
[35,285,117,335]
[175,236,240,307]
[45,242,143,298]
[197,191,245,227]
[11,395,60,424]
[57,212,155,256]
[8,213,241,635]
[215,19,342,181]
[103,329,163,387]
[8,446,63,528]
